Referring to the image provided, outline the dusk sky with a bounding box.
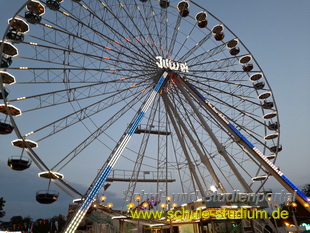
[0,0,309,222]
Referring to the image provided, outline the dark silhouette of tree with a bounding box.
[302,184,310,196]
[0,197,5,218]
[10,215,23,225]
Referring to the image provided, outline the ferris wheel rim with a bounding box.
[0,0,282,204]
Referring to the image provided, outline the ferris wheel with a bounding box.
[0,0,308,231]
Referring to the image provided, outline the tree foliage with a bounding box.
[0,197,5,218]
[302,184,310,196]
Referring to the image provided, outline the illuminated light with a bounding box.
[109,69,117,71]
[135,37,140,42]
[145,39,149,43]
[135,195,141,202]
[152,11,155,16]
[100,195,106,202]
[154,42,157,46]
[107,202,113,209]
[63,12,70,16]
[73,198,84,203]
[101,2,106,7]
[171,203,178,208]
[119,3,124,7]
[29,42,38,46]
[210,185,217,192]
[196,206,206,210]
[304,203,309,208]
[111,215,127,219]
[160,202,167,209]
[82,5,88,9]
[166,196,172,202]
[44,24,52,28]
[38,171,64,179]
[125,38,130,42]
[24,131,34,137]
[114,41,121,45]
[291,202,297,208]
[150,224,165,227]
[19,67,28,69]
[181,203,187,207]
[17,97,26,100]
[130,84,136,88]
[104,46,111,50]
[142,202,149,208]
[102,57,110,60]
[141,89,146,93]
[119,78,125,80]
[128,202,135,209]
[137,6,140,11]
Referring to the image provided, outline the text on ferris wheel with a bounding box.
[156,56,189,73]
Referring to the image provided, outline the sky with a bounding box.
[0,0,310,222]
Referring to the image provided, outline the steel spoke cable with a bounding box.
[123,96,160,204]
[137,0,163,56]
[26,81,151,141]
[186,76,269,112]
[131,0,161,56]
[114,0,160,57]
[15,40,154,71]
[188,53,248,69]
[183,86,269,147]
[15,78,150,114]
[28,10,154,68]
[186,71,268,91]
[53,89,147,171]
[185,42,228,64]
[178,96,235,191]
[83,1,155,63]
[11,72,154,112]
[9,73,150,102]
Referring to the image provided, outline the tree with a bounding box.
[10,216,23,225]
[0,197,5,218]
[302,184,310,196]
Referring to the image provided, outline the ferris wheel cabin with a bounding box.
[8,156,31,171]
[0,122,14,134]
[36,190,59,204]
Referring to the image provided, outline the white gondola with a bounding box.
[226,39,239,49]
[0,104,21,116]
[239,55,252,64]
[264,133,279,140]
[38,171,64,179]
[0,41,18,57]
[250,73,263,81]
[11,139,38,148]
[258,91,272,100]
[263,111,277,120]
[0,71,16,85]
